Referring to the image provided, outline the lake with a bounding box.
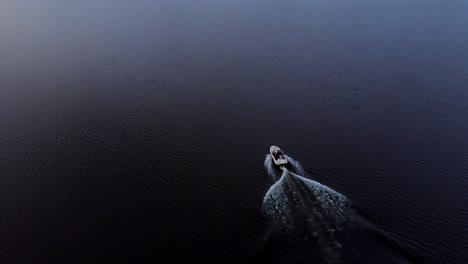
[0,0,467,263]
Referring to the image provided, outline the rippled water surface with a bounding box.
[1,0,467,263]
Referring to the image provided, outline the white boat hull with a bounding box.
[270,145,288,165]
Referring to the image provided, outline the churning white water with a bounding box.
[262,155,353,263]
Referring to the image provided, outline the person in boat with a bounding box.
[274,150,284,160]
[278,152,284,159]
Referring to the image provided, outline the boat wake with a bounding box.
[260,155,420,264]
[263,154,306,181]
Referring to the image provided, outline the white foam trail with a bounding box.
[264,154,279,180]
[285,154,307,176]
[264,154,288,182]
[262,155,415,263]
[263,154,351,225]
[263,171,351,231]
[296,173,351,221]
[262,156,352,263]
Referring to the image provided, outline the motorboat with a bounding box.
[270,145,288,166]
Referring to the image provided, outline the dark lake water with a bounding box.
[1,0,467,263]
